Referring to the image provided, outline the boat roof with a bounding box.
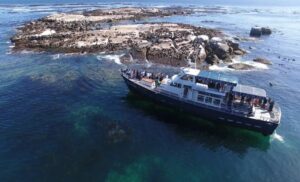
[232,84,267,98]
[181,67,200,76]
[198,70,239,84]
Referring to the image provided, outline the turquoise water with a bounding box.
[0,2,300,182]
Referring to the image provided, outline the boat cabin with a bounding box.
[168,68,239,108]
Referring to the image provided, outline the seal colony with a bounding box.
[11,7,247,68]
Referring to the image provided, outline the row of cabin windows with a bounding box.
[197,94,221,106]
[180,75,194,82]
[170,82,182,88]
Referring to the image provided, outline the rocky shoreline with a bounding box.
[11,7,247,68]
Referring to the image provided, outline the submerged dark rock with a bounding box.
[228,63,255,70]
[250,27,262,37]
[250,26,272,37]
[261,27,272,35]
[105,122,130,144]
[253,57,272,65]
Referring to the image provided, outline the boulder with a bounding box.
[228,63,254,70]
[261,27,272,35]
[210,37,222,43]
[120,53,133,64]
[106,122,130,144]
[130,41,151,61]
[190,45,207,65]
[253,57,272,65]
[234,49,245,55]
[250,26,272,37]
[226,40,239,50]
[250,27,262,37]
[194,35,209,45]
[223,55,233,63]
[146,40,186,66]
[206,54,220,65]
[211,42,230,59]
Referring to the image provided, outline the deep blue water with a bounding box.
[0,2,300,182]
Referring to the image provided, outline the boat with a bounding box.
[121,67,281,135]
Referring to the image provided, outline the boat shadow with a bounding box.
[125,92,271,156]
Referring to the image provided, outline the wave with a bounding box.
[271,131,284,143]
[96,54,123,65]
[209,58,269,72]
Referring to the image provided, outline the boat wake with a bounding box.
[271,131,284,143]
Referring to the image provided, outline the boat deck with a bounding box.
[250,107,271,122]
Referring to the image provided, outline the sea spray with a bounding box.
[97,54,123,65]
[210,58,269,71]
[271,131,284,143]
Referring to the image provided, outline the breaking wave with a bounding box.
[96,54,122,65]
[271,131,284,143]
[209,58,269,72]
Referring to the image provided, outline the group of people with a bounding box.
[196,78,231,92]
[228,93,275,112]
[123,68,168,82]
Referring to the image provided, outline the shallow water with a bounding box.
[0,2,300,182]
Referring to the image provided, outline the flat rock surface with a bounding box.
[11,7,245,67]
[228,63,255,70]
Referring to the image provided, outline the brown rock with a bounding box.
[253,57,272,65]
[228,63,254,70]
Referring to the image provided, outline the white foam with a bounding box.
[76,41,86,48]
[209,58,269,72]
[242,60,269,70]
[40,29,56,36]
[97,54,122,65]
[52,54,60,60]
[209,63,232,71]
[271,131,284,143]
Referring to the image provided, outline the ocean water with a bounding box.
[0,1,300,182]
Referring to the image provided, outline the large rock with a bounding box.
[130,41,151,61]
[189,45,207,67]
[228,63,254,70]
[10,7,248,67]
[234,49,245,55]
[206,54,220,65]
[250,26,272,37]
[105,122,130,144]
[253,57,272,65]
[193,35,209,45]
[250,27,262,37]
[223,55,233,63]
[261,27,272,35]
[211,42,230,59]
[120,53,133,64]
[146,39,186,66]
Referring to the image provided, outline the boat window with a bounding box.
[213,99,221,106]
[197,94,205,102]
[181,74,194,82]
[195,77,205,84]
[205,97,212,104]
[170,82,182,88]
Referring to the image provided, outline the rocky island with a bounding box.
[11,7,247,68]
